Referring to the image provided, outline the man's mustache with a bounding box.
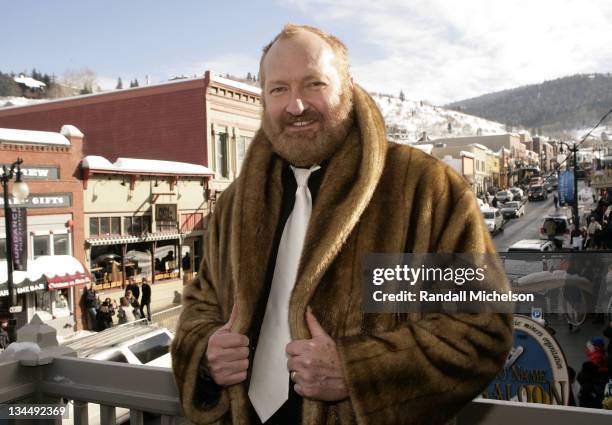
[283,110,322,125]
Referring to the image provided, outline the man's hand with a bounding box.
[286,307,349,401]
[205,305,250,386]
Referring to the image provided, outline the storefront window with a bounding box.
[34,289,71,320]
[90,217,99,237]
[100,217,111,235]
[124,217,133,234]
[54,234,69,255]
[111,217,121,235]
[142,216,151,233]
[33,235,50,258]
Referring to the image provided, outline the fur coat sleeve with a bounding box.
[336,183,513,425]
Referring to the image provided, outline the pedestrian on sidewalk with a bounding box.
[125,289,142,319]
[553,193,559,210]
[140,277,152,321]
[117,297,136,324]
[0,319,11,350]
[125,277,140,302]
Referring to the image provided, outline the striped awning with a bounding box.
[86,232,182,246]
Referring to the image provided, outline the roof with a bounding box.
[0,127,71,145]
[82,155,213,176]
[211,74,261,95]
[14,76,46,89]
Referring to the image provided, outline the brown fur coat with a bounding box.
[171,85,513,424]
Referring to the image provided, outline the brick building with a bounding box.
[0,71,262,195]
[0,125,88,334]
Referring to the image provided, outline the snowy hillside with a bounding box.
[372,94,506,143]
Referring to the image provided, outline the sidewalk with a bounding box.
[96,277,185,318]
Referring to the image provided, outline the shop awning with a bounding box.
[86,232,182,246]
[0,255,91,296]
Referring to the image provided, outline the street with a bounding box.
[493,197,556,251]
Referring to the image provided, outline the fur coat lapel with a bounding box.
[228,85,387,338]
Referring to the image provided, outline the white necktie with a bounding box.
[248,164,320,423]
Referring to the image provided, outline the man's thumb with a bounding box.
[305,307,326,338]
[221,304,237,330]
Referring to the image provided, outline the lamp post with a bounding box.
[558,142,579,230]
[2,158,30,343]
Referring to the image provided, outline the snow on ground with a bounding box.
[372,94,506,143]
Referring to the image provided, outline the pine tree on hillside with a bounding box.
[247,72,252,81]
[116,77,123,89]
[399,90,405,102]
[80,83,92,95]
[130,79,139,88]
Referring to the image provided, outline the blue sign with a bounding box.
[481,316,569,405]
[557,171,574,204]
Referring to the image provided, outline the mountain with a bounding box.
[446,73,612,139]
[372,94,506,142]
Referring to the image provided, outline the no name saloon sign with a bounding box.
[481,315,570,405]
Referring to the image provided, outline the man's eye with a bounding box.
[270,87,286,94]
[309,81,326,87]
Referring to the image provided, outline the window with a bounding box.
[237,136,250,174]
[53,234,69,255]
[124,216,152,235]
[128,332,172,364]
[100,217,110,235]
[0,238,6,259]
[33,235,50,258]
[89,217,99,237]
[124,217,133,234]
[215,132,229,178]
[111,217,121,234]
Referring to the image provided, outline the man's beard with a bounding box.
[262,89,355,167]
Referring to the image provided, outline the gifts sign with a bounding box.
[8,207,27,271]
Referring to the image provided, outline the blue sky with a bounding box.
[2,0,612,104]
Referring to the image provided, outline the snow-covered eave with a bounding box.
[82,156,213,177]
[0,127,71,146]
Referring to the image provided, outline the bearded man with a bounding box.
[172,24,513,425]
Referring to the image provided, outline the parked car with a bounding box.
[62,325,173,425]
[539,214,573,249]
[509,187,524,202]
[482,207,504,233]
[529,177,544,187]
[495,190,514,203]
[508,239,555,252]
[500,201,525,218]
[528,185,548,201]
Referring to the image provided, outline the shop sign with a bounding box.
[592,169,612,188]
[0,165,59,181]
[16,282,46,294]
[7,207,27,271]
[0,193,72,209]
[481,315,569,405]
[47,272,91,290]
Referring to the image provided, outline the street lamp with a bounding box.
[2,158,30,343]
[558,142,579,230]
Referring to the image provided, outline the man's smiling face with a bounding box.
[261,30,354,166]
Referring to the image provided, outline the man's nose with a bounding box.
[286,92,307,116]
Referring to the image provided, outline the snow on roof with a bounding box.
[13,75,46,89]
[0,96,48,109]
[0,255,86,285]
[82,155,213,176]
[468,143,491,152]
[0,127,70,146]
[60,124,84,138]
[460,150,475,158]
[211,74,261,95]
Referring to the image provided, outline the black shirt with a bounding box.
[248,163,326,425]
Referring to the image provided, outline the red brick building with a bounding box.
[0,71,262,194]
[0,125,88,333]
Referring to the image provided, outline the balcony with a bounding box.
[1,322,611,425]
